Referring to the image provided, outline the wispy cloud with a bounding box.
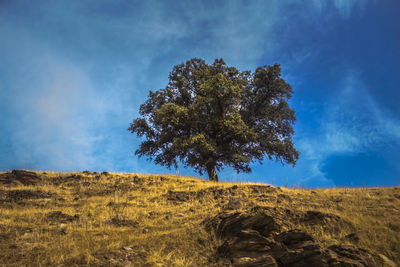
[297,69,400,185]
[0,0,285,172]
[0,0,397,188]
[310,0,368,18]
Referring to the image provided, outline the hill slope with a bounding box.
[0,170,399,266]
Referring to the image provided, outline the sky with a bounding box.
[1,0,399,188]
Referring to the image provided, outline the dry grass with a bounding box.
[0,171,399,266]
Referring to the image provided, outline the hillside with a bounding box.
[0,170,399,266]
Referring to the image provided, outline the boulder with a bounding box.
[206,210,280,239]
[204,206,380,267]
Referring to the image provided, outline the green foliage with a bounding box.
[129,58,299,181]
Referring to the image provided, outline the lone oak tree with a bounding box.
[129,58,299,181]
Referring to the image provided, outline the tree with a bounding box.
[129,58,299,181]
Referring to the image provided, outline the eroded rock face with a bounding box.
[207,210,281,239]
[327,245,378,267]
[204,206,380,267]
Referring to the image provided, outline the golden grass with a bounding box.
[0,171,399,266]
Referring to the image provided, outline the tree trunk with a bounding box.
[207,165,218,182]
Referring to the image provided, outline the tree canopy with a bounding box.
[129,58,299,181]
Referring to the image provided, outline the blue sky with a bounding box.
[1,0,399,187]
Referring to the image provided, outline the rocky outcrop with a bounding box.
[204,206,383,267]
[0,170,42,186]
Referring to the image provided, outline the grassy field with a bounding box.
[0,170,399,266]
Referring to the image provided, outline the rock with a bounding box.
[206,210,280,239]
[132,175,144,185]
[0,173,23,186]
[109,217,138,227]
[378,254,397,267]
[166,190,192,202]
[197,238,206,246]
[12,170,42,185]
[52,174,83,186]
[393,194,400,200]
[274,230,327,266]
[256,194,276,202]
[275,229,314,246]
[277,194,292,203]
[0,170,42,186]
[196,186,235,200]
[331,197,343,203]
[6,189,55,202]
[302,210,343,225]
[217,229,275,257]
[247,185,277,194]
[327,244,377,267]
[46,211,79,223]
[343,233,360,243]
[205,208,380,267]
[60,223,68,234]
[232,254,277,267]
[81,181,91,187]
[123,260,132,267]
[223,198,242,210]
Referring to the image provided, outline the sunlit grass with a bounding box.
[0,171,399,266]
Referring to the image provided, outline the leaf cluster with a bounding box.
[129,58,299,178]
